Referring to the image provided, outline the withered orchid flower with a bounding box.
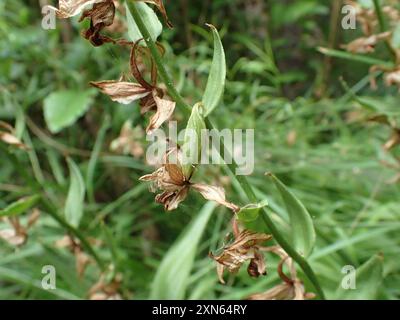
[79,0,116,46]
[209,229,272,284]
[91,40,175,134]
[248,246,315,300]
[139,146,239,212]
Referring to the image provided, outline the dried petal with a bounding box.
[49,0,107,19]
[210,230,271,283]
[91,80,150,104]
[342,32,391,53]
[247,250,267,278]
[155,186,189,211]
[248,283,294,300]
[250,246,315,300]
[146,94,175,134]
[384,69,400,88]
[80,0,116,46]
[0,229,26,246]
[0,121,28,150]
[192,183,239,212]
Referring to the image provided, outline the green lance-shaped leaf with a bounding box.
[181,103,206,179]
[125,1,162,44]
[150,202,216,299]
[64,158,85,228]
[0,195,40,218]
[339,254,384,300]
[43,90,94,134]
[267,173,316,257]
[202,24,226,117]
[237,199,269,222]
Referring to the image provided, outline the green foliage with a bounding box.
[202,24,226,116]
[268,174,316,257]
[150,202,216,299]
[64,158,86,228]
[0,195,40,218]
[1,0,399,301]
[43,90,95,133]
[125,2,162,43]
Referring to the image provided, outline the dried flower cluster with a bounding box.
[45,0,315,300]
[342,1,400,90]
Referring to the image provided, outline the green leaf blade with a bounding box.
[0,195,40,218]
[268,173,316,257]
[43,90,94,134]
[150,202,216,299]
[202,24,226,116]
[64,158,85,228]
[125,2,162,43]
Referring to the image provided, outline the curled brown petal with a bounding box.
[130,40,155,90]
[191,183,240,212]
[146,94,176,135]
[90,80,150,104]
[49,0,107,19]
[247,250,267,278]
[80,0,116,46]
[155,186,189,211]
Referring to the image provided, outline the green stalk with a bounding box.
[373,0,397,62]
[127,1,325,299]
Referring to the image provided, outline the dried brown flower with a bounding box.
[49,0,107,19]
[248,246,315,300]
[79,0,116,46]
[342,32,391,54]
[91,42,175,134]
[210,230,272,284]
[140,147,239,211]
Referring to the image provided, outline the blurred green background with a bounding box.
[0,0,399,299]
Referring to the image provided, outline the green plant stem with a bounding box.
[0,145,106,270]
[373,0,386,32]
[373,0,397,62]
[127,1,325,299]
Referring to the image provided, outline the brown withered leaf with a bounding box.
[49,0,107,19]
[210,230,272,284]
[90,80,151,104]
